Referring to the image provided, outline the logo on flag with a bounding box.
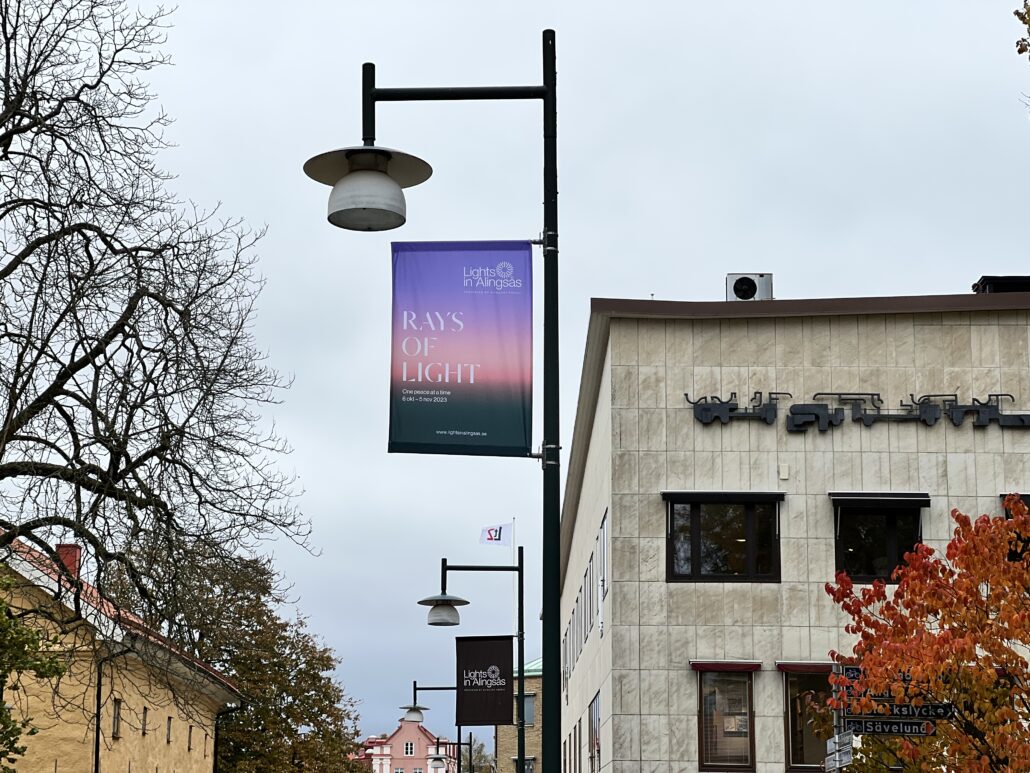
[480,522,513,546]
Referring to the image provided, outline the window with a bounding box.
[697,669,755,770]
[783,669,831,769]
[512,758,536,773]
[414,768,423,773]
[142,706,149,736]
[395,767,404,773]
[599,510,609,599]
[520,693,536,726]
[562,739,567,773]
[588,692,601,773]
[405,741,415,756]
[166,716,172,744]
[665,493,783,583]
[112,698,122,739]
[204,731,209,758]
[583,559,594,639]
[832,493,927,583]
[188,725,194,752]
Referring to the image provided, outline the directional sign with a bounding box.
[826,730,854,754]
[845,718,937,736]
[844,702,954,720]
[824,748,854,771]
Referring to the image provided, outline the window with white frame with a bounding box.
[405,742,415,756]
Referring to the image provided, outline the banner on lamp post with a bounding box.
[389,241,532,457]
[455,635,514,727]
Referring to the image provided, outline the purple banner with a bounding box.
[389,241,532,457]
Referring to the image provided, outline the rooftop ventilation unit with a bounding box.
[726,273,773,301]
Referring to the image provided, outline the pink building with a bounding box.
[358,718,458,773]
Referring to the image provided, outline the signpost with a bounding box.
[825,731,854,771]
[843,702,954,720]
[844,719,937,736]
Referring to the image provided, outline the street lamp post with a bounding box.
[418,547,525,773]
[303,31,559,773]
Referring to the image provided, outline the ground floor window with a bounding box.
[783,670,832,768]
[697,669,755,770]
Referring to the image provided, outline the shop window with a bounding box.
[831,494,927,583]
[781,668,832,769]
[696,668,756,771]
[664,493,783,583]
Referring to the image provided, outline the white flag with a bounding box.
[479,521,513,546]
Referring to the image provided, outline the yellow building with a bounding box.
[3,542,241,773]
[495,659,542,773]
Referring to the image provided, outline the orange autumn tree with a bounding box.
[825,495,1030,772]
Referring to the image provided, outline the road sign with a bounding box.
[844,718,937,736]
[826,730,854,754]
[824,748,853,771]
[844,702,954,720]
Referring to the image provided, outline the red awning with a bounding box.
[776,662,834,674]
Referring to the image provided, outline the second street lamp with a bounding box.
[418,546,525,773]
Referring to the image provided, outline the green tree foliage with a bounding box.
[0,577,63,771]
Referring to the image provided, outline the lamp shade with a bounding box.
[417,592,469,627]
[303,146,432,232]
[399,703,428,723]
[429,754,446,770]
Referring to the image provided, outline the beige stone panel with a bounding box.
[1002,453,1030,492]
[888,422,919,453]
[668,715,693,761]
[973,424,1004,454]
[720,320,749,366]
[639,538,665,582]
[774,367,804,402]
[914,323,948,369]
[811,584,848,628]
[613,408,640,451]
[977,495,1005,518]
[776,319,804,365]
[861,452,890,490]
[806,495,833,540]
[691,365,722,401]
[782,496,807,540]
[668,670,697,717]
[666,452,693,490]
[998,324,1030,368]
[780,539,808,583]
[613,762,642,773]
[829,366,861,393]
[666,320,693,364]
[665,366,692,410]
[751,585,782,626]
[640,626,669,669]
[782,584,810,627]
[723,586,752,627]
[612,581,640,626]
[639,367,667,409]
[694,320,722,366]
[807,539,836,584]
[696,585,725,625]
[946,453,977,497]
[749,452,777,490]
[801,317,831,367]
[668,585,696,626]
[830,422,861,454]
[639,496,665,539]
[639,320,667,366]
[724,623,754,659]
[802,365,833,396]
[753,670,780,717]
[668,626,696,668]
[914,312,943,326]
[971,325,1000,368]
[747,320,777,367]
[614,451,639,494]
[976,453,1005,497]
[640,452,668,494]
[750,420,779,452]
[778,451,806,495]
[810,627,840,662]
[639,583,668,626]
[1003,427,1030,454]
[612,714,641,760]
[857,315,888,365]
[693,450,722,489]
[755,715,783,763]
[831,317,859,366]
[752,626,783,664]
[858,422,890,455]
[917,452,947,492]
[749,367,777,397]
[889,453,918,490]
[666,411,694,452]
[694,423,722,455]
[641,671,670,716]
[887,314,916,365]
[947,324,973,366]
[724,419,751,454]
[722,452,751,490]
[780,626,811,660]
[612,319,639,366]
[612,366,639,408]
[639,410,667,451]
[802,425,834,455]
[612,669,641,715]
[997,310,1028,325]
[612,625,640,669]
[694,625,726,659]
[612,494,640,538]
[923,499,953,543]
[612,538,640,582]
[831,452,861,490]
[971,311,1001,326]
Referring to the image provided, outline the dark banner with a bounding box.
[389,241,532,457]
[455,635,514,727]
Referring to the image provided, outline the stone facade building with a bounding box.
[559,281,1030,772]
[495,658,543,773]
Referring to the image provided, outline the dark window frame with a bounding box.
[664,493,784,583]
[112,698,122,739]
[697,670,756,772]
[832,495,926,584]
[779,667,832,771]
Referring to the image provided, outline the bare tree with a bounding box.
[0,0,304,626]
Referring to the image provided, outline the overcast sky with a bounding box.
[147,0,1030,741]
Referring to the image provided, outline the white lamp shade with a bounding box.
[327,170,406,231]
[429,755,446,770]
[427,603,461,626]
[403,707,424,722]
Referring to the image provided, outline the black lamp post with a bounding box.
[418,547,525,773]
[303,31,560,773]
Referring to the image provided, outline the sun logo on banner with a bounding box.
[487,665,501,679]
[495,261,514,279]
